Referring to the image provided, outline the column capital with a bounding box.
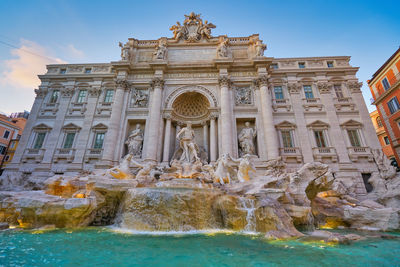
[253,75,269,88]
[317,82,332,94]
[347,81,362,93]
[150,77,165,89]
[163,112,172,120]
[34,86,48,98]
[114,78,130,91]
[210,112,219,120]
[218,76,231,88]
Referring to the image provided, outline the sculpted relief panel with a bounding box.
[130,88,149,108]
[235,87,253,105]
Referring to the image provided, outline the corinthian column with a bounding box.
[102,78,128,165]
[162,114,172,163]
[218,76,234,156]
[144,77,164,162]
[209,113,217,162]
[255,75,279,159]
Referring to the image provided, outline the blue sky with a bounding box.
[0,0,399,114]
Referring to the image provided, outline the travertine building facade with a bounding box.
[2,13,381,195]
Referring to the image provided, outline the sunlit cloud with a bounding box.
[0,39,66,89]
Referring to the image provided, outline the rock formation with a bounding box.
[1,152,400,238]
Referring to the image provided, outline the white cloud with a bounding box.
[0,39,66,115]
[0,39,66,89]
[64,44,85,59]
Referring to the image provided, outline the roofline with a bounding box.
[368,46,400,84]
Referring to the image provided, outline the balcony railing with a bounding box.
[347,147,373,162]
[302,97,320,104]
[22,148,45,163]
[279,147,302,163]
[312,147,338,162]
[84,148,103,163]
[54,148,76,163]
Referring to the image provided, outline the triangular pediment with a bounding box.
[307,120,329,128]
[62,123,82,130]
[92,123,108,130]
[32,123,52,130]
[275,120,297,129]
[340,120,363,127]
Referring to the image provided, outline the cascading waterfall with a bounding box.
[239,197,257,232]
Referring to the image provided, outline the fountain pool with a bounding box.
[1,228,399,266]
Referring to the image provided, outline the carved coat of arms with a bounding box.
[169,12,216,42]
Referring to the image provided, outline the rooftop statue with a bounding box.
[170,12,216,42]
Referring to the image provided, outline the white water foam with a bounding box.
[107,226,260,236]
[239,197,257,232]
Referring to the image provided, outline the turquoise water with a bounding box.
[1,228,400,267]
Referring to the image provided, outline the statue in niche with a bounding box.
[255,39,266,57]
[176,123,200,163]
[217,37,229,58]
[235,87,252,105]
[131,89,148,107]
[154,39,167,60]
[125,124,143,157]
[238,122,257,156]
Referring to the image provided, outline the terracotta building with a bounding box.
[370,110,395,162]
[368,47,400,163]
[0,112,29,173]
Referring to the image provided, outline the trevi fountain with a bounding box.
[0,12,400,266]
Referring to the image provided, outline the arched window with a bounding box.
[376,116,383,128]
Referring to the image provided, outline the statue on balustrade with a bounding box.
[238,122,257,156]
[125,124,143,157]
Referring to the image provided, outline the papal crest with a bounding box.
[169,12,216,42]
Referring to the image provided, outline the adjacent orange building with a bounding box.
[0,112,29,174]
[368,47,400,164]
[370,110,395,162]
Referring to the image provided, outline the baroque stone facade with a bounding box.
[2,13,381,195]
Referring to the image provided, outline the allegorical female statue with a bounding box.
[238,122,257,156]
[125,124,143,157]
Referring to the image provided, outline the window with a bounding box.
[281,131,294,148]
[0,145,6,155]
[3,130,10,139]
[298,62,305,68]
[327,61,334,68]
[93,133,105,149]
[387,97,400,114]
[33,133,46,149]
[334,85,344,98]
[77,90,87,103]
[104,89,114,103]
[274,86,284,99]
[303,85,314,99]
[382,78,390,90]
[63,133,76,149]
[9,141,16,149]
[384,136,390,145]
[376,117,383,128]
[347,130,361,147]
[314,130,327,147]
[85,68,92,74]
[270,64,278,69]
[60,69,66,74]
[49,90,59,104]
